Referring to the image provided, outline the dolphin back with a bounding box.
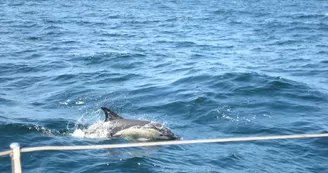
[101,107,124,121]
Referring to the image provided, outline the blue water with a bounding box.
[1,0,328,172]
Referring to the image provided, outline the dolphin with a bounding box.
[82,107,180,141]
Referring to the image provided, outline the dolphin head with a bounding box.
[146,123,180,140]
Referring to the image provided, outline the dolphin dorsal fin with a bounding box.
[101,107,124,121]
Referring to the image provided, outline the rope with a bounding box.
[1,133,328,157]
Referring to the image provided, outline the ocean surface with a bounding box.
[1,0,328,172]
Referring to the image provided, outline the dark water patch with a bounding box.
[129,86,168,96]
[39,60,72,71]
[140,100,190,119]
[0,123,53,148]
[26,36,42,41]
[74,52,146,68]
[1,60,71,77]
[75,20,107,27]
[95,73,143,85]
[25,53,44,60]
[51,74,76,83]
[174,41,197,48]
[0,97,17,106]
[317,50,328,55]
[0,116,90,149]
[42,18,68,25]
[5,76,47,90]
[0,115,8,122]
[29,101,48,108]
[171,74,212,86]
[122,18,162,26]
[0,63,40,75]
[296,13,327,19]
[311,134,328,155]
[110,59,145,70]
[60,39,80,45]
[43,25,63,31]
[94,30,134,38]
[289,58,312,63]
[300,62,328,69]
[8,21,41,30]
[223,73,326,103]
[321,60,328,64]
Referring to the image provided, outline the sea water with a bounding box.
[1,0,328,172]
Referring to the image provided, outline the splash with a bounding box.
[71,129,85,138]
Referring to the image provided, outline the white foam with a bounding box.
[71,129,85,138]
[75,100,85,105]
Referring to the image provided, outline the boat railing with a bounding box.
[1,133,328,173]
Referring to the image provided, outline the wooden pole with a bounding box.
[10,143,22,173]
